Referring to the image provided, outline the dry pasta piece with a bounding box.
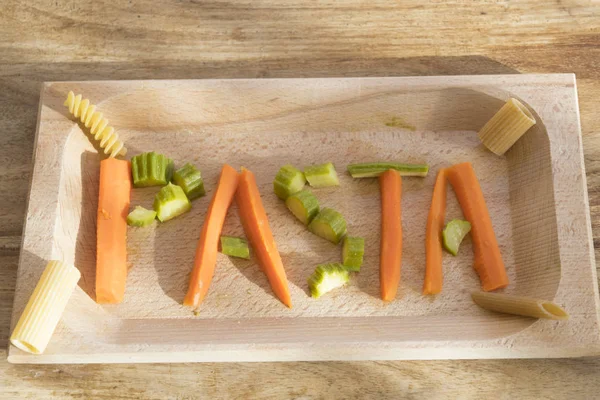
[478,98,536,156]
[64,91,127,157]
[471,291,568,320]
[10,260,81,354]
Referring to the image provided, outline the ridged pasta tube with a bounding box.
[10,260,81,354]
[477,98,536,156]
[471,291,568,320]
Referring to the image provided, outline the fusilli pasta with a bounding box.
[64,91,127,157]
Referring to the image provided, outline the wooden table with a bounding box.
[2,1,599,398]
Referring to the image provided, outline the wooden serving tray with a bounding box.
[9,75,600,363]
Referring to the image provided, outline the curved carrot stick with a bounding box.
[379,169,403,301]
[96,158,131,304]
[184,164,239,308]
[423,169,447,295]
[237,168,292,308]
[446,162,508,291]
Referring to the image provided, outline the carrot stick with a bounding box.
[237,168,292,308]
[379,169,403,301]
[184,164,239,308]
[446,162,509,291]
[423,169,447,295]
[96,158,131,304]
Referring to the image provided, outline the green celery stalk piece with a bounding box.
[153,183,192,222]
[342,236,365,271]
[126,206,157,227]
[285,189,320,225]
[131,151,174,187]
[308,208,347,244]
[442,219,472,256]
[347,162,428,178]
[220,236,250,259]
[273,164,306,200]
[304,162,339,187]
[172,163,205,200]
[308,263,350,298]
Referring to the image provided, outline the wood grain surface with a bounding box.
[9,75,599,363]
[2,0,600,398]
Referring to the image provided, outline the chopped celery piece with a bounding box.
[308,263,350,298]
[126,206,157,227]
[308,208,347,244]
[347,162,429,178]
[172,163,205,200]
[273,164,306,200]
[285,189,319,225]
[304,162,339,187]
[153,183,191,222]
[342,236,365,271]
[443,219,472,256]
[220,236,250,259]
[131,151,174,187]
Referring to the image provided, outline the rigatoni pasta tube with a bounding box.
[472,291,568,320]
[478,98,536,156]
[10,260,81,354]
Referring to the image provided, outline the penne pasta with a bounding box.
[10,260,81,354]
[471,291,568,320]
[64,91,127,157]
[477,98,536,156]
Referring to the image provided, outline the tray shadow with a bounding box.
[74,151,100,300]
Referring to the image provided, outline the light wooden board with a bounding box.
[8,74,600,363]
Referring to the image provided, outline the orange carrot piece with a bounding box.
[423,169,447,295]
[446,162,509,291]
[184,164,239,308]
[379,169,403,301]
[237,168,292,308]
[96,158,131,304]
